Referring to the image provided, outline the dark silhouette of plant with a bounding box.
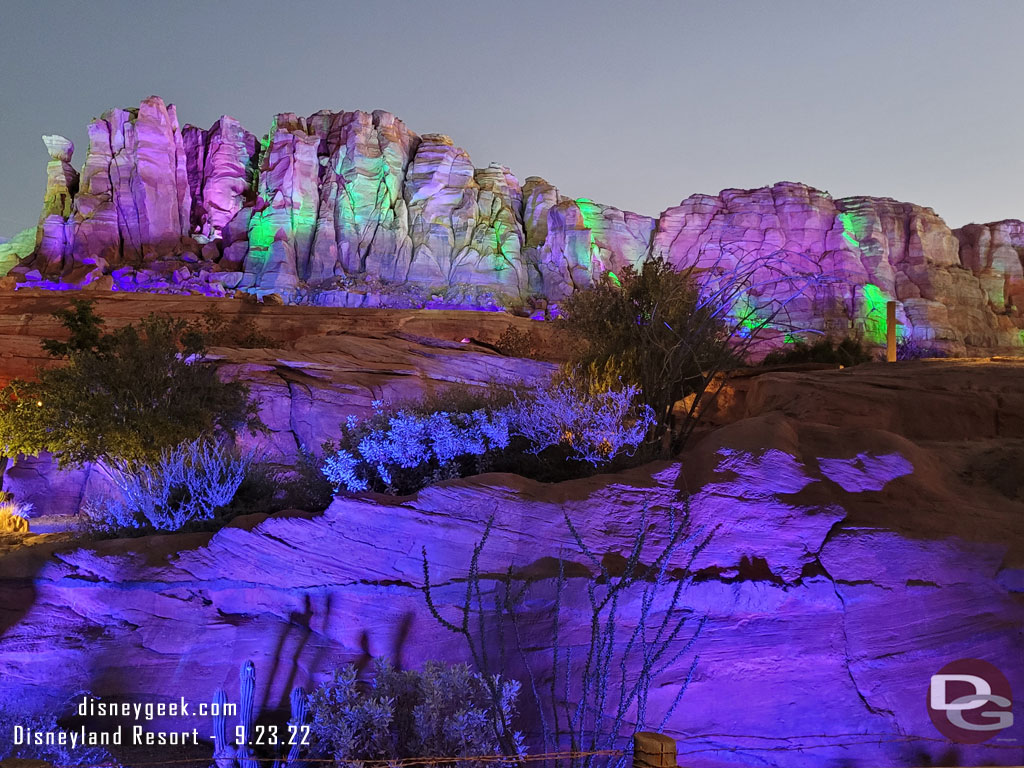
[760,335,874,367]
[0,298,263,468]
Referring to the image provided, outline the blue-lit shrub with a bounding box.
[308,658,524,768]
[86,439,255,534]
[322,385,654,494]
[514,382,654,464]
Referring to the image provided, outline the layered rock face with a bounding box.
[1,358,1022,768]
[12,96,1024,351]
[955,220,1024,317]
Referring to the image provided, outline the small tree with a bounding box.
[0,299,263,469]
[560,258,734,451]
[561,253,830,453]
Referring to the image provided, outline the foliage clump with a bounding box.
[186,306,273,349]
[0,299,263,468]
[322,384,653,495]
[559,258,737,451]
[86,439,254,534]
[86,441,335,537]
[0,492,31,533]
[308,658,524,768]
[896,336,948,361]
[760,335,873,367]
[494,325,543,359]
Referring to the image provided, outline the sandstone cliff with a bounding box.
[1,353,1021,768]
[9,96,1024,353]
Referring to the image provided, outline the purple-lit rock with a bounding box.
[241,114,321,295]
[307,109,418,284]
[955,219,1024,313]
[183,116,258,240]
[0,410,1020,768]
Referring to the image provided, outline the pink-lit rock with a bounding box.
[307,109,418,284]
[17,99,1024,351]
[538,197,654,297]
[183,116,258,239]
[652,182,1019,350]
[955,219,1024,314]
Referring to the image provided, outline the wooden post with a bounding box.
[886,300,897,363]
[634,732,678,768]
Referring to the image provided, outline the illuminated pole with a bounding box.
[886,301,897,362]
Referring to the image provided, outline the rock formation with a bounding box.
[0,226,35,280]
[955,220,1024,316]
[9,96,1024,352]
[1,345,1021,768]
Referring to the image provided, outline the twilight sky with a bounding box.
[1,0,1021,236]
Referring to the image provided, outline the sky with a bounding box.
[1,0,1022,236]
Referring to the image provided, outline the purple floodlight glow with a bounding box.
[818,452,914,492]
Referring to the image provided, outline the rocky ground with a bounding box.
[0,294,1021,768]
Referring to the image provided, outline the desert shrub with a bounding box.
[225,448,336,517]
[270,448,337,512]
[559,258,738,450]
[515,382,654,464]
[88,441,337,536]
[322,384,654,494]
[761,335,873,367]
[0,709,116,766]
[186,306,273,349]
[495,325,542,359]
[308,658,524,768]
[86,439,256,535]
[896,336,949,360]
[322,401,514,494]
[0,299,264,468]
[0,492,31,533]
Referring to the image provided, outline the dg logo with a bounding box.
[928,658,1014,744]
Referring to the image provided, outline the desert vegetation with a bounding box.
[0,299,262,468]
[321,384,653,494]
[308,659,525,768]
[0,299,337,536]
[421,504,709,768]
[760,335,874,367]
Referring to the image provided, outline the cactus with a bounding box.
[286,686,308,767]
[210,660,309,768]
[212,688,233,768]
[235,660,258,768]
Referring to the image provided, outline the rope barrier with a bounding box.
[38,748,625,768]
[24,734,1024,768]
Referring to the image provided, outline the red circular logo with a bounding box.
[927,658,1013,743]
